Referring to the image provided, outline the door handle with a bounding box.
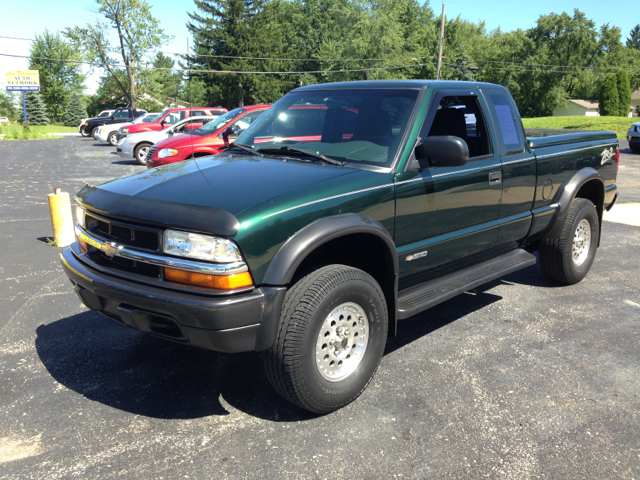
[489,171,502,185]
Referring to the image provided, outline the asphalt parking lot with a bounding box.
[1,136,639,479]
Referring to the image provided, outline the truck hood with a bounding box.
[76,154,356,237]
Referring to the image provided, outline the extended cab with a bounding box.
[84,107,146,138]
[61,81,618,414]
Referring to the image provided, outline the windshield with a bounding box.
[236,89,419,168]
[194,108,246,135]
[134,113,160,124]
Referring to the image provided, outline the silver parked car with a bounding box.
[117,116,217,165]
[626,122,640,153]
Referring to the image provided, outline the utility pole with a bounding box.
[436,3,446,80]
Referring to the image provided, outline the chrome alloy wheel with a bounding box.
[315,302,369,382]
[137,146,150,163]
[572,218,591,266]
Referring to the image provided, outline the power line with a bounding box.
[0,52,436,75]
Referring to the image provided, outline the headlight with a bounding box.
[122,128,129,133]
[76,206,85,228]
[163,230,242,263]
[158,148,179,158]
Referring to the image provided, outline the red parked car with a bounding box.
[122,107,228,137]
[146,105,269,168]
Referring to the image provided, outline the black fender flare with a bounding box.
[262,213,399,336]
[546,167,604,238]
[263,213,398,285]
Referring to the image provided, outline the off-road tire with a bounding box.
[539,198,599,285]
[108,131,117,146]
[264,265,388,414]
[134,143,151,165]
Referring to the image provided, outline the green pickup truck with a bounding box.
[61,80,619,413]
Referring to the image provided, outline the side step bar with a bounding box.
[397,249,536,320]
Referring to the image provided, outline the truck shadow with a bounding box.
[35,266,550,422]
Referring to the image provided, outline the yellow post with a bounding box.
[47,188,75,247]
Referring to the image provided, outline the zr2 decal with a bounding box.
[601,147,615,166]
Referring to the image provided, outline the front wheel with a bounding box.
[134,143,151,165]
[80,127,89,137]
[264,265,388,414]
[108,131,118,146]
[539,198,600,285]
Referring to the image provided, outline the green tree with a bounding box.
[187,0,266,108]
[616,69,631,116]
[65,0,171,109]
[627,25,640,49]
[62,92,88,126]
[19,92,50,125]
[599,72,619,116]
[0,91,19,122]
[29,29,86,121]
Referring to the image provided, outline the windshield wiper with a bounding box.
[256,146,344,166]
[224,143,264,156]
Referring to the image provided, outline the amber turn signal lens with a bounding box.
[77,237,88,253]
[164,267,253,289]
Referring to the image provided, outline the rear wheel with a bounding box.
[107,131,118,146]
[264,265,388,414]
[539,198,599,285]
[134,143,151,165]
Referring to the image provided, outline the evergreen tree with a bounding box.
[616,69,631,116]
[599,73,619,116]
[19,92,50,125]
[62,92,88,126]
[627,25,640,49]
[187,0,266,108]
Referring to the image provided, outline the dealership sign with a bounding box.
[5,70,40,91]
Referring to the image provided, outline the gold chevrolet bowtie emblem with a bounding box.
[101,242,122,257]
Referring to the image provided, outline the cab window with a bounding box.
[422,95,491,160]
[113,109,129,119]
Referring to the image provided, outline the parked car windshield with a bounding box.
[98,111,111,118]
[236,89,419,168]
[192,108,246,135]
[132,113,160,124]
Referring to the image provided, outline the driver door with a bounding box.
[394,90,503,288]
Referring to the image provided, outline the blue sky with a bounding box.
[1,0,638,94]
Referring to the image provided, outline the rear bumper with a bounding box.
[60,247,286,353]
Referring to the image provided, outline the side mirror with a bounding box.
[415,136,469,169]
[222,126,235,139]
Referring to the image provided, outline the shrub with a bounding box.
[599,73,619,116]
[616,70,631,117]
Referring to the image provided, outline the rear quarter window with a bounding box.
[480,89,525,157]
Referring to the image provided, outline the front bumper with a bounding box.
[116,141,134,158]
[60,247,286,353]
[95,130,109,143]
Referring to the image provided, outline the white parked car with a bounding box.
[117,116,216,165]
[94,112,161,146]
[0,117,9,124]
[79,110,114,135]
